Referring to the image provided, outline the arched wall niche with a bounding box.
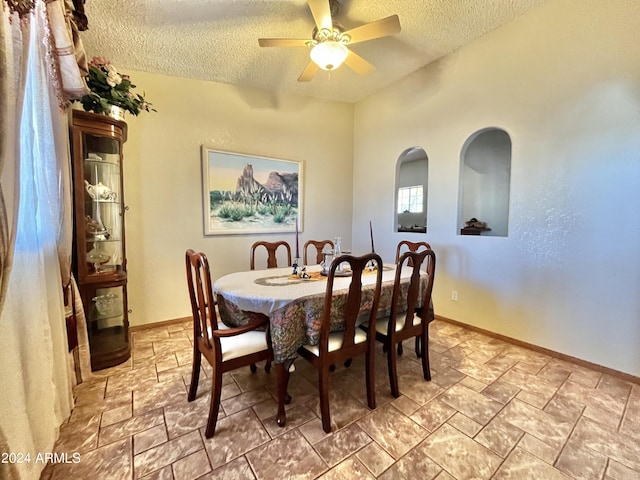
[394,146,428,234]
[458,128,512,237]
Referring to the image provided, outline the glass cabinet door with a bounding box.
[81,134,124,277]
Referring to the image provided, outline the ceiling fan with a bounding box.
[258,0,401,82]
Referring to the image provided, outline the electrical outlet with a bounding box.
[451,290,458,301]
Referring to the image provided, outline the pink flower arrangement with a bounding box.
[77,57,155,116]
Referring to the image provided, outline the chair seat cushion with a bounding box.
[375,312,422,336]
[301,329,368,356]
[207,327,269,362]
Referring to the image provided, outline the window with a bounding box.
[397,185,423,213]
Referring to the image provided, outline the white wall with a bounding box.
[121,75,354,326]
[352,0,640,376]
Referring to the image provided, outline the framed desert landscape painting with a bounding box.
[201,147,303,235]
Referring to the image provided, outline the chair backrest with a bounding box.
[395,240,432,270]
[390,249,436,334]
[303,239,334,265]
[185,249,220,350]
[250,241,292,270]
[318,253,383,355]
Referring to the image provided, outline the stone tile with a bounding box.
[314,423,372,467]
[101,403,133,427]
[569,416,640,470]
[262,402,317,438]
[133,380,187,415]
[50,438,132,480]
[390,395,420,415]
[621,384,640,439]
[481,379,521,405]
[606,459,640,480]
[358,403,428,459]
[199,456,255,479]
[317,456,375,480]
[203,409,271,470]
[307,389,372,432]
[430,367,466,389]
[355,442,395,477]
[140,465,173,479]
[557,380,626,429]
[459,376,488,392]
[543,393,585,424]
[99,408,165,446]
[410,398,456,432]
[555,437,608,479]
[299,417,332,445]
[438,383,503,425]
[475,415,524,458]
[171,449,211,480]
[55,413,101,453]
[220,389,273,416]
[517,433,560,465]
[106,366,159,397]
[49,320,640,480]
[493,447,572,479]
[133,424,168,455]
[245,429,327,480]
[164,394,211,439]
[421,423,502,479]
[497,399,573,449]
[133,430,203,478]
[447,412,483,437]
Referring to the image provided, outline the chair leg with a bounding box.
[415,336,422,358]
[265,359,272,372]
[250,363,257,373]
[344,359,352,368]
[397,343,404,356]
[204,364,223,438]
[187,347,202,402]
[366,348,377,409]
[318,366,331,433]
[387,340,400,398]
[420,332,431,381]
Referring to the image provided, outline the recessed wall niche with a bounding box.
[395,147,428,233]
[458,128,511,237]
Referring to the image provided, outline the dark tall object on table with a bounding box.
[70,110,130,371]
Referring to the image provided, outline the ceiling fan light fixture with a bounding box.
[310,41,348,71]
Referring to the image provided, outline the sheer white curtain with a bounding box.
[0,2,76,479]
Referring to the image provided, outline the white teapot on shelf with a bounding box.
[85,180,117,201]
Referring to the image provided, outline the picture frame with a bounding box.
[201,147,303,235]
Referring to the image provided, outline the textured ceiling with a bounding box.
[80,0,547,103]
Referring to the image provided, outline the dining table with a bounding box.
[213,262,433,427]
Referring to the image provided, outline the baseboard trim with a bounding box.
[130,316,191,332]
[435,315,640,386]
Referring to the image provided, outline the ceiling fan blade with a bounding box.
[343,50,375,76]
[307,0,333,31]
[258,38,310,48]
[343,15,401,44]
[298,61,319,82]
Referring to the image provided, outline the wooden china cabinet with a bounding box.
[70,110,130,370]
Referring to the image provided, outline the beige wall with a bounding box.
[353,0,640,376]
[121,76,354,326]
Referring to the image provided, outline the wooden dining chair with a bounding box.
[394,240,433,356]
[297,252,383,433]
[395,240,432,267]
[250,240,292,270]
[185,249,273,437]
[371,249,436,397]
[303,239,334,265]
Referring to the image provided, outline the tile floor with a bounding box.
[42,319,640,479]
